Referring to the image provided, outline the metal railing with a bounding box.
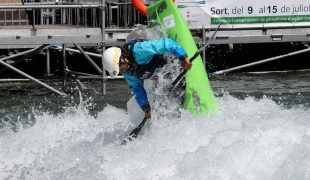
[0,0,148,28]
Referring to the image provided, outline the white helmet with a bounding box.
[102,47,121,78]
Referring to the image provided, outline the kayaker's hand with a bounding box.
[145,108,151,119]
[142,104,151,119]
[183,57,192,70]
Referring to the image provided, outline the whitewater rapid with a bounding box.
[1,90,310,180]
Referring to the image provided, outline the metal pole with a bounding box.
[0,60,65,96]
[68,8,71,25]
[40,0,46,25]
[62,44,67,87]
[133,4,136,25]
[209,47,310,76]
[32,9,35,26]
[4,2,6,26]
[46,47,50,76]
[52,7,55,24]
[92,8,96,27]
[76,7,79,26]
[101,0,106,95]
[18,8,21,25]
[46,8,50,24]
[40,0,44,24]
[61,0,64,24]
[117,3,120,27]
[0,48,39,62]
[84,8,87,26]
[11,5,13,25]
[202,27,206,68]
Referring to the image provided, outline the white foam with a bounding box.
[1,92,310,179]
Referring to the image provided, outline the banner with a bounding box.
[176,0,310,28]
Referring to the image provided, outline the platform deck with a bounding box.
[0,24,141,49]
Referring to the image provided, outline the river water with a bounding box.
[1,69,310,179]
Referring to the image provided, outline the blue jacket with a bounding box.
[122,38,187,110]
